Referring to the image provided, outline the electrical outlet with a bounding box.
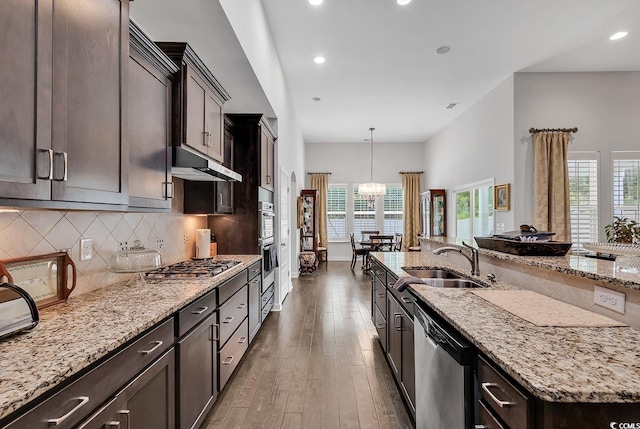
[80,239,93,261]
[594,285,625,314]
[156,239,164,249]
[118,242,128,251]
[183,235,189,245]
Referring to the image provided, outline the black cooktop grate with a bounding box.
[145,259,239,279]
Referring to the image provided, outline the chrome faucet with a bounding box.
[432,241,480,277]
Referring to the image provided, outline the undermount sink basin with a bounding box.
[402,268,463,279]
[422,278,485,289]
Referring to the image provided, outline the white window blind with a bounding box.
[568,152,599,247]
[383,185,403,235]
[327,184,347,240]
[353,188,376,240]
[612,152,640,223]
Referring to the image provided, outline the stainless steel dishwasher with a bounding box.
[414,302,475,429]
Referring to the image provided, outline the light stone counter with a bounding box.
[0,255,261,422]
[372,251,640,403]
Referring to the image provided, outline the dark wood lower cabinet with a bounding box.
[177,313,218,429]
[248,275,261,342]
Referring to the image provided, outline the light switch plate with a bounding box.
[594,285,625,314]
[80,238,93,261]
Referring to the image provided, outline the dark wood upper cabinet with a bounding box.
[156,42,230,163]
[261,128,275,191]
[0,0,130,207]
[127,21,178,210]
[0,0,53,200]
[50,0,129,205]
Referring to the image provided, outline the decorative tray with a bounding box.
[474,236,572,256]
[581,242,640,257]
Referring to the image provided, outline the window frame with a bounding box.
[611,151,640,224]
[327,183,348,242]
[568,151,600,248]
[452,178,495,242]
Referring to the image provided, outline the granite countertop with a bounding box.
[372,251,640,404]
[420,236,640,291]
[0,255,261,422]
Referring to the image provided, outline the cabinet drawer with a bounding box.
[177,289,217,337]
[218,318,249,391]
[387,275,414,317]
[371,260,386,282]
[218,271,247,305]
[5,318,174,429]
[374,280,387,319]
[261,283,274,308]
[247,260,261,281]
[478,355,530,429]
[261,295,274,321]
[218,284,248,347]
[373,304,387,352]
[478,399,507,429]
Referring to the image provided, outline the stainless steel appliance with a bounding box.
[145,259,239,279]
[259,200,277,291]
[171,146,242,182]
[0,283,39,340]
[259,201,275,246]
[414,301,475,428]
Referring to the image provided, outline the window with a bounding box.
[568,152,599,247]
[612,152,640,223]
[327,184,347,240]
[383,185,403,235]
[453,179,494,242]
[353,187,376,240]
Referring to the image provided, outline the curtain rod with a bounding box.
[529,127,578,134]
[307,172,332,175]
[399,171,424,174]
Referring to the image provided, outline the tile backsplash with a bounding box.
[0,208,206,297]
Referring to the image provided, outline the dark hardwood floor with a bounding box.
[202,261,413,429]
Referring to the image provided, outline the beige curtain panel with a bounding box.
[532,131,571,242]
[402,172,422,249]
[309,173,330,248]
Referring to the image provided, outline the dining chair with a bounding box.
[370,235,395,252]
[394,233,403,251]
[360,230,380,242]
[350,233,369,270]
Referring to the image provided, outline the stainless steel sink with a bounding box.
[402,268,464,279]
[422,278,485,289]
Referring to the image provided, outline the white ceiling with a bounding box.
[131,0,640,145]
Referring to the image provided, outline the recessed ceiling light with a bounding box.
[314,56,326,64]
[610,31,628,40]
[309,0,323,5]
[435,46,451,55]
[312,97,322,103]
[397,0,412,5]
[446,103,458,109]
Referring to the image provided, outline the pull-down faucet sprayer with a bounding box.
[432,241,480,277]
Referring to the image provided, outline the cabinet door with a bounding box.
[266,134,275,191]
[177,313,217,429]
[128,49,172,209]
[400,305,415,412]
[0,0,52,200]
[386,295,402,380]
[120,349,176,429]
[185,69,208,155]
[260,128,274,190]
[51,0,128,204]
[248,276,261,343]
[205,92,224,162]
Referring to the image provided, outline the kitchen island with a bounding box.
[0,254,261,426]
[372,249,640,427]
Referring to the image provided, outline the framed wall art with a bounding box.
[494,183,511,211]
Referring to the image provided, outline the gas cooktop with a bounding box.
[145,259,240,279]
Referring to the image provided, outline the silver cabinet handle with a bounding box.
[139,340,163,355]
[376,292,385,298]
[238,336,247,344]
[202,131,211,147]
[223,316,234,324]
[237,303,247,309]
[251,268,260,274]
[210,323,220,341]
[394,313,402,330]
[118,410,130,429]
[53,151,68,181]
[47,396,89,425]
[222,356,234,365]
[475,426,490,429]
[106,422,120,429]
[401,296,412,304]
[218,193,223,205]
[481,382,516,408]
[251,279,260,285]
[192,306,208,315]
[38,149,54,180]
[375,323,385,329]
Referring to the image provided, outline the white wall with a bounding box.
[424,76,515,235]
[514,71,640,235]
[305,141,425,260]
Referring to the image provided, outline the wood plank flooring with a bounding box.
[202,261,413,429]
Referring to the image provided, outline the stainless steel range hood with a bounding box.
[172,146,242,182]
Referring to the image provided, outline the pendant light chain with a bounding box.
[370,127,375,182]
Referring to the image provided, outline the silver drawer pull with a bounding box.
[475,426,490,429]
[237,303,247,309]
[222,356,235,365]
[118,410,130,429]
[401,297,412,304]
[238,336,247,344]
[192,306,208,315]
[38,149,54,180]
[139,341,163,355]
[376,293,385,298]
[47,396,90,426]
[481,382,516,408]
[223,316,234,324]
[375,323,385,329]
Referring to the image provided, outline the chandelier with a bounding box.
[358,127,386,204]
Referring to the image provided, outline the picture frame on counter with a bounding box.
[494,183,511,211]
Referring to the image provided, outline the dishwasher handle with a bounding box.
[427,322,448,346]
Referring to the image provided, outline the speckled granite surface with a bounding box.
[0,255,260,421]
[421,236,640,291]
[373,251,640,403]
